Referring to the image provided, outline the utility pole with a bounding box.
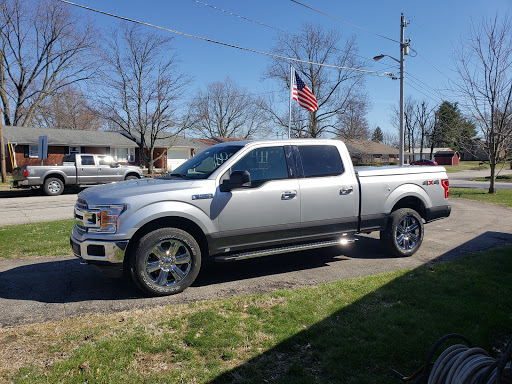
[0,115,6,183]
[399,13,409,167]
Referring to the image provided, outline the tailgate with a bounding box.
[12,167,27,181]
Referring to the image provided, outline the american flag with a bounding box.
[292,68,318,112]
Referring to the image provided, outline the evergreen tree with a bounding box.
[371,126,384,143]
[434,101,476,156]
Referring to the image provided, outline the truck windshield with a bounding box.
[163,145,243,180]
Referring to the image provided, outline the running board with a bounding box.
[215,238,357,262]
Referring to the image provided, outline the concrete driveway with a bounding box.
[0,198,511,327]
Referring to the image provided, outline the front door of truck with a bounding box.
[215,145,301,252]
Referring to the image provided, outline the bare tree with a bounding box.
[189,78,268,139]
[454,15,512,193]
[99,23,191,174]
[415,100,435,159]
[0,0,97,127]
[264,23,367,138]
[391,96,418,155]
[32,86,103,130]
[335,94,370,140]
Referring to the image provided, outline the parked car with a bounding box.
[71,139,451,296]
[411,159,438,166]
[12,153,143,196]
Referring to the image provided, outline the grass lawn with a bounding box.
[443,161,489,173]
[472,175,512,182]
[443,161,510,173]
[0,246,511,383]
[450,187,512,208]
[0,174,13,191]
[0,219,74,259]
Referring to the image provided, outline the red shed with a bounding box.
[434,150,459,166]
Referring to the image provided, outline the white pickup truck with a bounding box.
[71,139,451,296]
[12,153,143,196]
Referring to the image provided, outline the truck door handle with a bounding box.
[340,186,353,195]
[281,191,297,200]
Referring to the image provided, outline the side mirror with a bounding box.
[110,162,120,168]
[220,170,251,192]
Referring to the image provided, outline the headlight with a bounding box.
[88,204,126,233]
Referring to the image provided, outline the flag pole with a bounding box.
[288,62,293,139]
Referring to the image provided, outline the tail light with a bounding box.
[24,168,29,177]
[441,179,449,198]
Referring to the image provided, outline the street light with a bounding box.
[373,14,409,167]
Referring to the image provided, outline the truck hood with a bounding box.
[78,178,196,203]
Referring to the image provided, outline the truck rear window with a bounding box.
[298,145,344,177]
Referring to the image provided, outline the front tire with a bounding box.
[125,175,138,181]
[380,208,424,257]
[43,177,64,196]
[129,228,201,296]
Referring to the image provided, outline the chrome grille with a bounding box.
[76,198,88,210]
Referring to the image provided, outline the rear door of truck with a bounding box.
[295,144,359,240]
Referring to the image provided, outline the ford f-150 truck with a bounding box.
[12,153,143,196]
[70,139,451,296]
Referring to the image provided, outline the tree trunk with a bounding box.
[489,158,496,194]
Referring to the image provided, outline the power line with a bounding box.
[290,0,401,44]
[405,71,447,100]
[407,81,440,103]
[409,47,451,80]
[190,0,297,37]
[58,0,384,76]
[191,0,398,69]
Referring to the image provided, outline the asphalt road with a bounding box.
[449,168,512,189]
[0,199,511,327]
[0,189,79,226]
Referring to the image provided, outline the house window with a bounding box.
[111,147,135,163]
[29,145,38,158]
[68,147,81,154]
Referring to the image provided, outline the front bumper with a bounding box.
[70,231,128,264]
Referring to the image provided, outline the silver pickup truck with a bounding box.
[12,153,143,196]
[71,139,451,296]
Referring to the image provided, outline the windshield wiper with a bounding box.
[169,173,190,179]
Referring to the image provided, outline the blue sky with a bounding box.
[72,0,511,138]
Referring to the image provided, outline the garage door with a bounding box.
[167,148,190,171]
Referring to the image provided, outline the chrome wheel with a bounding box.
[48,180,61,194]
[381,208,424,257]
[396,215,421,250]
[143,239,192,287]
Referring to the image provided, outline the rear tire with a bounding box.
[380,208,424,257]
[129,228,201,296]
[43,177,64,196]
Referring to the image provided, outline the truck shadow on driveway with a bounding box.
[0,232,511,306]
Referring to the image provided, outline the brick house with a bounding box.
[337,139,403,165]
[2,126,199,173]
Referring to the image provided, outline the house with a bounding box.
[2,126,199,173]
[408,147,452,162]
[434,150,460,166]
[336,139,403,165]
[191,137,248,149]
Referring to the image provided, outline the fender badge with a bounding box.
[192,194,214,200]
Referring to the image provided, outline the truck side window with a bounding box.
[232,146,289,186]
[298,145,344,177]
[81,156,95,166]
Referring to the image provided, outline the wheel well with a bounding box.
[391,196,426,220]
[44,174,64,185]
[125,173,140,179]
[123,216,209,270]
